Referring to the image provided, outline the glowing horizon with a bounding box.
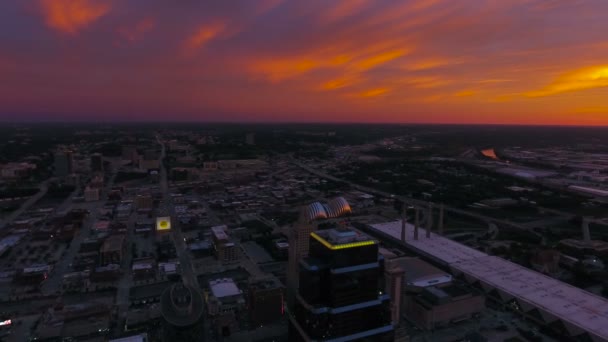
[0,0,607,125]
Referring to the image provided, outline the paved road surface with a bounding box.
[112,210,136,335]
[157,135,199,290]
[0,179,51,229]
[41,173,116,295]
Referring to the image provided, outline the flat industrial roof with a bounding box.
[369,220,608,339]
[369,221,485,264]
[389,257,452,288]
[209,278,241,298]
[211,225,229,240]
[109,333,148,342]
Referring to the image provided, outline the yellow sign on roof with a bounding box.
[310,232,376,250]
[156,216,171,231]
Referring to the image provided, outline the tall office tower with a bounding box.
[289,227,394,342]
[90,153,103,172]
[287,208,317,309]
[54,150,73,177]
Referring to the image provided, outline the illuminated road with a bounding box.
[157,135,199,290]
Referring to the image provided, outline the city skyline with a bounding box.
[1,0,608,124]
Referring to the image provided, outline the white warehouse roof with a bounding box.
[369,220,608,341]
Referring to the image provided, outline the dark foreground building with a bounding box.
[161,281,204,341]
[289,227,394,341]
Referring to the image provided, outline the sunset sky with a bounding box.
[1,0,607,124]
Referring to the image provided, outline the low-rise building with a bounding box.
[132,258,157,281]
[404,284,484,330]
[101,234,126,265]
[109,333,149,342]
[116,202,133,221]
[206,278,245,337]
[247,276,284,327]
[93,220,110,234]
[211,225,239,263]
[16,264,52,286]
[84,187,100,202]
[62,271,90,291]
[0,162,36,180]
[130,282,171,306]
[135,194,154,212]
[90,264,121,282]
[139,158,160,171]
[32,302,111,341]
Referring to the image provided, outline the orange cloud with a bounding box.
[400,76,452,89]
[331,55,352,66]
[455,90,476,97]
[491,93,520,102]
[39,0,110,34]
[360,88,389,97]
[321,75,361,90]
[251,58,318,82]
[353,49,408,71]
[477,79,514,84]
[526,65,608,97]
[248,38,413,83]
[184,22,227,54]
[406,58,450,71]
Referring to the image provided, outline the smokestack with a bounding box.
[401,203,407,242]
[414,207,419,240]
[426,203,433,238]
[582,217,591,243]
[438,204,444,235]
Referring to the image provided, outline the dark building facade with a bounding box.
[91,153,103,172]
[248,277,284,327]
[54,150,73,177]
[289,228,394,341]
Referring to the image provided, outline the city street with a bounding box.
[0,179,51,229]
[41,173,116,295]
[157,135,199,290]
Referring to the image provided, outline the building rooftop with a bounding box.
[209,278,241,298]
[109,333,148,342]
[275,241,289,249]
[101,235,125,253]
[389,257,452,288]
[211,225,229,240]
[94,220,110,230]
[311,227,376,250]
[369,221,485,263]
[369,220,608,340]
[249,275,283,290]
[23,264,51,274]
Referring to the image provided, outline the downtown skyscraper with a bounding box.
[289,227,394,341]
